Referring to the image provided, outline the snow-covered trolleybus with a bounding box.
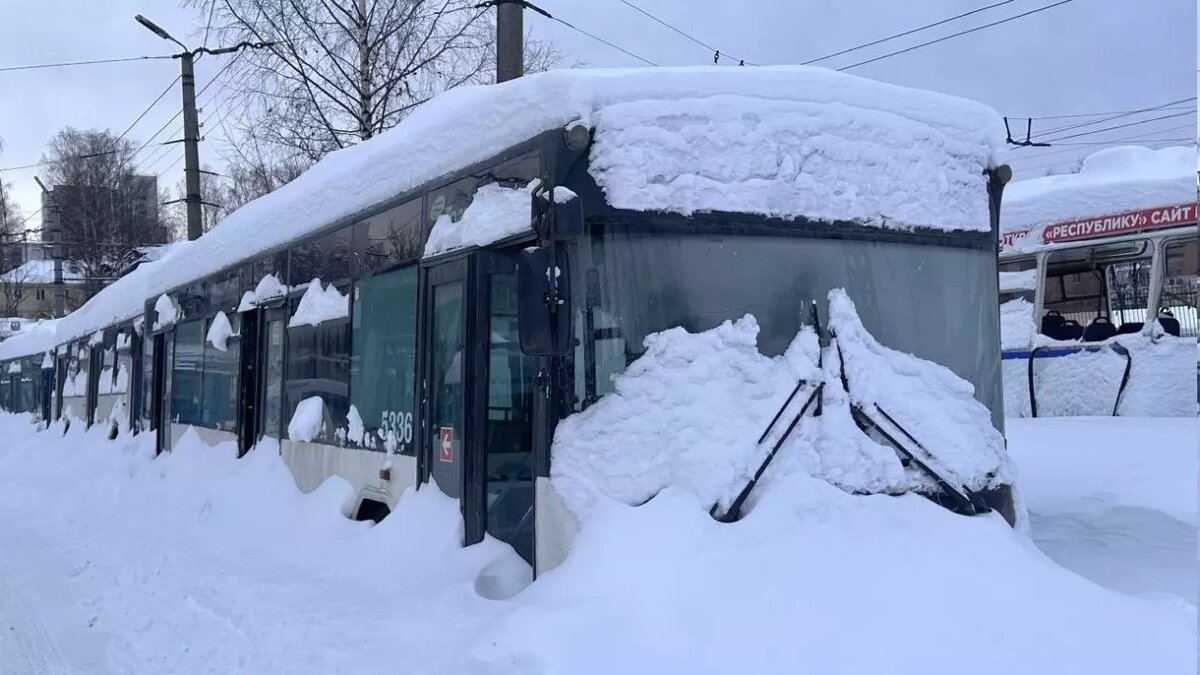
[998,146,1197,418]
[0,67,1016,576]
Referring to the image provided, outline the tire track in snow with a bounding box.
[0,571,74,675]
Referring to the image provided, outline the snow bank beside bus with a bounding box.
[1001,332,1195,418]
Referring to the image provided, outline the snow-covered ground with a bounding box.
[0,413,1194,674]
[1007,416,1198,604]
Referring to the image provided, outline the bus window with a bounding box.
[349,265,418,453]
[1042,241,1151,340]
[1160,239,1198,337]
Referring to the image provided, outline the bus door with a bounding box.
[236,309,262,456]
[257,310,287,444]
[150,331,173,454]
[420,248,539,566]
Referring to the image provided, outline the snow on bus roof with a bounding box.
[1000,145,1195,252]
[0,319,58,362]
[146,66,1005,300]
[3,67,1005,359]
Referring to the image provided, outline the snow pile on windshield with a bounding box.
[827,289,1010,491]
[145,66,1004,302]
[289,279,348,328]
[1002,145,1195,241]
[424,180,537,256]
[552,290,1009,520]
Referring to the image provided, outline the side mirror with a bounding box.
[531,185,584,240]
[518,246,572,356]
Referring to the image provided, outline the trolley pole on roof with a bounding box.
[496,0,524,82]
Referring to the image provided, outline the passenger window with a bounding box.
[170,320,206,426]
[1042,242,1152,340]
[349,266,418,452]
[285,298,351,445]
[1161,239,1198,337]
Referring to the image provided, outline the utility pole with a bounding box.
[135,15,274,241]
[180,51,203,242]
[496,0,523,83]
[34,177,64,318]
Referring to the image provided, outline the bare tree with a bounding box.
[0,137,24,267]
[189,0,499,162]
[42,128,170,299]
[0,262,31,318]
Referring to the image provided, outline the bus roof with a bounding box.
[2,66,1007,361]
[1000,145,1195,254]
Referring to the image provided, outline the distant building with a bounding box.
[41,175,167,260]
[0,259,85,319]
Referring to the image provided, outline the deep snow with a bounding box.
[0,413,1194,673]
[1007,416,1197,604]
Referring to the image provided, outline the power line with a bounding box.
[203,1,219,49]
[551,16,657,66]
[0,54,174,73]
[805,0,1017,66]
[613,0,756,65]
[1014,104,1196,121]
[1010,123,1197,161]
[1040,110,1195,143]
[838,0,1076,71]
[1032,97,1196,138]
[1017,139,1193,174]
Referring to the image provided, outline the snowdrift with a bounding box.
[0,396,1194,672]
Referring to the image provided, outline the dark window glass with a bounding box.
[202,313,240,431]
[1160,239,1197,337]
[285,309,351,445]
[350,265,418,452]
[566,224,1004,430]
[428,280,464,497]
[171,320,205,426]
[355,199,423,272]
[289,227,354,287]
[261,318,285,439]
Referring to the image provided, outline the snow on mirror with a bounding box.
[206,311,234,351]
[551,289,1013,526]
[288,395,327,443]
[289,279,348,328]
[240,273,289,312]
[153,294,179,330]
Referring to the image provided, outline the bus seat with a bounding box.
[1058,319,1084,341]
[1082,316,1116,342]
[1157,316,1181,337]
[1040,311,1066,338]
[1115,321,1143,335]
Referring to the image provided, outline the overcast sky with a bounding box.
[0,0,1194,233]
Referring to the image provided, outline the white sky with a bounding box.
[0,0,1195,233]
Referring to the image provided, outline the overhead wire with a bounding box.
[551,15,657,66]
[0,54,174,73]
[613,0,755,65]
[1030,96,1196,138]
[804,0,1017,65]
[837,0,1076,71]
[1039,110,1196,143]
